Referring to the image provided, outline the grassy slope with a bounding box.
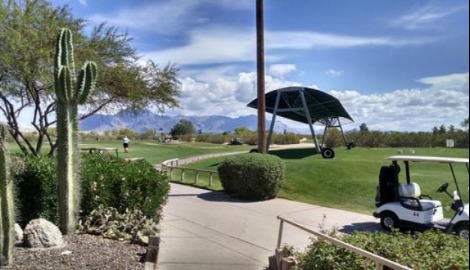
[77,140,252,164]
[11,140,468,215]
[186,147,469,215]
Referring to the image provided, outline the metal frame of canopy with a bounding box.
[248,86,354,156]
[266,87,321,152]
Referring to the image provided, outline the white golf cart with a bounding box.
[373,155,469,239]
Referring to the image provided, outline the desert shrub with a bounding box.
[242,133,258,145]
[296,230,469,270]
[209,134,228,144]
[78,205,159,245]
[14,155,58,227]
[217,153,285,200]
[273,133,300,145]
[80,154,169,220]
[195,134,228,144]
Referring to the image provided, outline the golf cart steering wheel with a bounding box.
[436,183,449,193]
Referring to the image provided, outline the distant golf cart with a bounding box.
[373,155,469,239]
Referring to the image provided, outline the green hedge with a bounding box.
[13,154,169,226]
[80,154,169,219]
[295,230,469,269]
[14,156,58,227]
[217,153,285,200]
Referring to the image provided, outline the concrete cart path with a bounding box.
[157,183,381,270]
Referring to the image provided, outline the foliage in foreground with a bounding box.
[217,153,285,200]
[80,154,169,220]
[290,230,469,270]
[14,155,58,227]
[13,154,169,227]
[77,205,158,246]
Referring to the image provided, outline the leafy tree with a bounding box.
[115,128,135,139]
[0,0,180,156]
[234,126,254,136]
[461,118,469,130]
[438,124,447,134]
[139,129,157,140]
[170,119,196,138]
[359,123,369,133]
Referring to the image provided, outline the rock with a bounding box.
[15,223,23,244]
[23,218,64,248]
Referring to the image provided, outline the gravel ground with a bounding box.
[2,234,147,270]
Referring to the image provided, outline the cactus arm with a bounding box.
[0,125,15,266]
[76,61,98,104]
[56,66,74,104]
[55,28,76,79]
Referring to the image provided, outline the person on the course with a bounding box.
[123,136,130,153]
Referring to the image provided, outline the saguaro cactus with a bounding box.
[54,28,97,234]
[0,125,15,266]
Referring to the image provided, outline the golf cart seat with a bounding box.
[398,183,442,211]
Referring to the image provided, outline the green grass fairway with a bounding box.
[77,140,252,164]
[184,147,469,215]
[10,140,468,216]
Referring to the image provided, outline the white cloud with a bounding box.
[268,64,296,78]
[168,70,469,132]
[416,72,469,92]
[331,76,469,131]
[267,31,434,50]
[86,0,252,35]
[144,27,436,66]
[87,1,201,34]
[325,69,344,77]
[144,27,256,65]
[78,0,87,6]
[390,4,467,30]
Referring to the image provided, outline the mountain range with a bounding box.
[79,110,303,134]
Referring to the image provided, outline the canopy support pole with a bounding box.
[337,118,348,146]
[299,90,321,152]
[266,90,281,152]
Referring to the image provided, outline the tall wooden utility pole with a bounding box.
[256,0,266,153]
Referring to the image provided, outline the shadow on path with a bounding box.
[168,193,201,197]
[197,191,253,204]
[339,222,382,234]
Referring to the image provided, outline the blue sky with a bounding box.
[49,0,468,132]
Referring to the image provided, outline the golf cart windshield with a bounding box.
[388,155,469,200]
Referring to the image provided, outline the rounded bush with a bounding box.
[80,154,170,220]
[217,153,285,200]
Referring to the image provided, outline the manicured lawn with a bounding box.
[80,140,253,164]
[183,147,469,215]
[10,139,468,216]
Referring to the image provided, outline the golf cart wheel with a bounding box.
[321,148,335,159]
[454,222,469,240]
[380,212,399,231]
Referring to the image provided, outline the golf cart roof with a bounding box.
[388,155,469,164]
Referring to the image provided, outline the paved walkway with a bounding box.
[157,183,380,270]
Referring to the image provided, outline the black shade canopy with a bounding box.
[247,86,353,126]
